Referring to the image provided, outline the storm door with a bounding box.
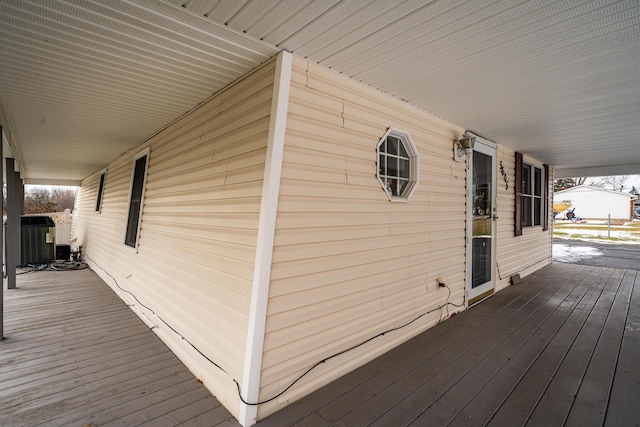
[467,140,497,303]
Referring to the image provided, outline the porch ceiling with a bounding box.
[0,0,638,185]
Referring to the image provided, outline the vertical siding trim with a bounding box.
[239,51,292,427]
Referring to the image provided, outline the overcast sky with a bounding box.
[629,175,640,190]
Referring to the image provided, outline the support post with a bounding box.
[6,158,22,290]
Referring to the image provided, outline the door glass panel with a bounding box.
[472,151,493,288]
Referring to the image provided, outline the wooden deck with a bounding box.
[258,263,640,427]
[2,263,638,427]
[0,268,239,427]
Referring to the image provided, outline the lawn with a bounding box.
[553,220,640,243]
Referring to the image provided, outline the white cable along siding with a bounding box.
[72,59,277,418]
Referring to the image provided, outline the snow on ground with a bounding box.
[553,243,603,263]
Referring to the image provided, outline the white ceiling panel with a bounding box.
[0,0,638,184]
[0,0,278,183]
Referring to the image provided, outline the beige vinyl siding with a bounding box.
[258,57,467,417]
[495,146,553,292]
[71,60,276,418]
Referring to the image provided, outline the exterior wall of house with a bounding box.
[257,57,468,418]
[71,59,277,418]
[555,186,634,220]
[255,59,555,419]
[72,53,555,424]
[495,149,553,292]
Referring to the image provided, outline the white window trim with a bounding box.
[376,127,419,202]
[522,160,543,228]
[95,169,107,213]
[124,148,150,252]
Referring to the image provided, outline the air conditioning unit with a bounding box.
[21,216,56,265]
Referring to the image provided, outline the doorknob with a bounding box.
[492,214,499,221]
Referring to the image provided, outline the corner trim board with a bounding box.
[239,51,293,427]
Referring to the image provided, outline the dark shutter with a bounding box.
[514,152,523,236]
[543,164,549,231]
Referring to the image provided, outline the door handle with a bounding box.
[492,214,499,221]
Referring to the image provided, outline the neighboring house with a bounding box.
[71,52,553,426]
[554,185,638,221]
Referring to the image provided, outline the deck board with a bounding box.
[605,270,640,426]
[1,269,239,427]
[446,265,604,426]
[335,266,577,426]
[480,266,613,426]
[370,267,585,427]
[257,263,639,427]
[407,264,596,426]
[564,269,635,426]
[524,268,624,425]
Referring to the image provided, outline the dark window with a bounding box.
[520,159,542,228]
[514,153,548,236]
[125,152,149,249]
[95,172,106,212]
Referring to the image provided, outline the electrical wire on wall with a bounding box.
[85,253,465,406]
[439,283,452,323]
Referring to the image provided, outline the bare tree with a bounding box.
[554,175,637,192]
[23,186,77,214]
[588,175,630,192]
[50,187,76,211]
[554,177,588,191]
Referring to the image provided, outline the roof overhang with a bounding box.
[1,0,639,184]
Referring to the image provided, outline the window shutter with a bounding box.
[514,152,523,236]
[543,164,549,231]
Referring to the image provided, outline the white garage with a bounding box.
[554,185,637,221]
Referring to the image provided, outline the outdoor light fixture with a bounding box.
[453,133,476,161]
[459,134,476,151]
